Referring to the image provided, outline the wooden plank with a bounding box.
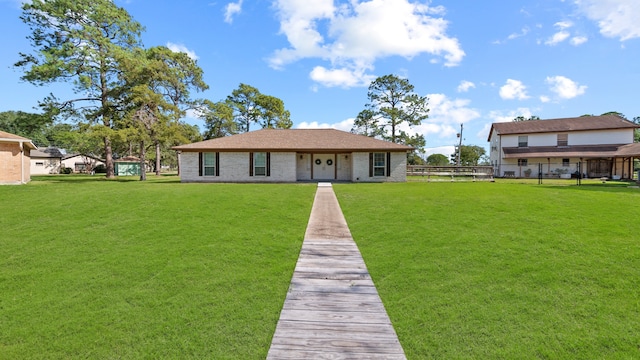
[267,185,406,359]
[267,347,406,360]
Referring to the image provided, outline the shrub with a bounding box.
[94,164,107,173]
[60,167,73,174]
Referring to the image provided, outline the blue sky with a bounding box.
[1,0,639,157]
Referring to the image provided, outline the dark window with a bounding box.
[557,134,568,147]
[518,159,528,166]
[518,136,528,147]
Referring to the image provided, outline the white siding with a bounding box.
[30,158,61,175]
[569,129,633,145]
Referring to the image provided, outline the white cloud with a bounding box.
[457,80,475,93]
[508,27,530,40]
[166,42,199,60]
[427,93,481,125]
[488,108,535,123]
[269,0,465,88]
[477,107,535,140]
[309,66,375,88]
[423,145,455,158]
[499,79,529,100]
[574,0,640,41]
[297,118,354,132]
[555,21,574,30]
[570,36,589,45]
[545,75,587,99]
[545,30,571,45]
[224,0,243,24]
[540,95,551,103]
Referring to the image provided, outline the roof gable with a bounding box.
[488,115,639,141]
[0,130,37,150]
[173,129,414,152]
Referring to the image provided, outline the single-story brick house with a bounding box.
[172,128,413,183]
[0,130,37,184]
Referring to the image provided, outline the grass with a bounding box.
[0,175,316,359]
[334,181,640,359]
[2,176,639,359]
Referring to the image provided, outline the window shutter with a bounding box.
[266,152,271,176]
[198,152,203,176]
[386,152,391,177]
[249,152,253,176]
[369,153,373,177]
[215,152,220,176]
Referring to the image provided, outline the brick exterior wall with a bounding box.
[351,152,407,182]
[0,142,30,184]
[179,150,407,183]
[179,151,297,182]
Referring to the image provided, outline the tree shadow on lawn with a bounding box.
[31,175,181,184]
[542,182,639,194]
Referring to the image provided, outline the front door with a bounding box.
[313,154,335,180]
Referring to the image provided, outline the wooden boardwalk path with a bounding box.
[267,183,406,359]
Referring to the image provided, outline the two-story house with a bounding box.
[488,115,640,179]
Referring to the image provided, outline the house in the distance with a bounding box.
[172,128,413,183]
[0,130,36,184]
[488,115,640,179]
[61,153,105,173]
[30,147,65,175]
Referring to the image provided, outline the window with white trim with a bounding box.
[518,159,528,166]
[562,158,570,167]
[203,152,216,176]
[253,152,266,176]
[518,136,528,147]
[373,152,386,176]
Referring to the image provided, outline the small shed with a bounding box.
[114,156,142,176]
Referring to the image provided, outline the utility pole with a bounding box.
[456,123,463,166]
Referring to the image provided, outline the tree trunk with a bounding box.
[155,140,161,176]
[104,136,115,178]
[139,140,146,181]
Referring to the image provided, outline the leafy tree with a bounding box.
[118,46,208,180]
[15,0,143,178]
[201,100,237,139]
[227,83,260,132]
[351,109,384,138]
[0,111,53,146]
[450,145,486,166]
[426,153,450,166]
[225,84,291,132]
[256,94,292,129]
[601,111,625,118]
[513,115,540,122]
[354,74,429,143]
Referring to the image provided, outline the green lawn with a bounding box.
[334,181,640,359]
[2,177,639,359]
[0,176,316,359]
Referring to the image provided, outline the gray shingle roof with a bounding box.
[172,129,414,152]
[488,115,639,141]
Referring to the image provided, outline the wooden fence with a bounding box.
[407,165,494,182]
